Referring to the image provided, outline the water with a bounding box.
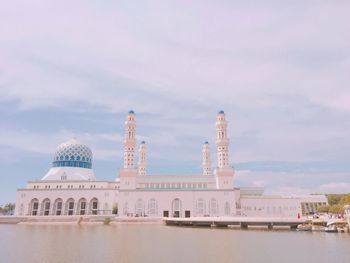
[0,224,349,263]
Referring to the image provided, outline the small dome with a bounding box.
[204,141,209,144]
[218,110,225,114]
[128,110,135,114]
[52,138,93,169]
[141,141,146,144]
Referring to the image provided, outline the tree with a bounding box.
[340,194,350,205]
[328,204,344,214]
[327,194,342,206]
[0,203,15,214]
[317,205,330,213]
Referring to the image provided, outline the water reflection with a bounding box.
[0,224,349,263]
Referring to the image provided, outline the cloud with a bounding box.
[0,129,123,161]
[235,169,350,195]
[318,182,350,194]
[0,1,349,202]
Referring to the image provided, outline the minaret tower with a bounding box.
[202,141,212,175]
[123,110,137,169]
[216,110,229,168]
[138,141,147,176]
[119,110,138,189]
[215,110,234,189]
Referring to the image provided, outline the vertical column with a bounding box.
[138,141,147,176]
[123,110,137,169]
[215,110,229,169]
[202,141,212,175]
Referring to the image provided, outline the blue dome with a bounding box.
[52,138,93,169]
[129,110,135,114]
[218,110,225,114]
[204,141,209,144]
[141,141,146,144]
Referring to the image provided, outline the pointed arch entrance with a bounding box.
[172,198,182,218]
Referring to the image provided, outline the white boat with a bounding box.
[344,205,350,232]
[325,219,349,233]
[311,219,326,232]
[297,223,312,231]
[325,220,338,233]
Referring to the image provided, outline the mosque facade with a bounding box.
[15,111,327,218]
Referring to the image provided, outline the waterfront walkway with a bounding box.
[1,215,305,229]
[0,215,162,224]
[164,217,306,229]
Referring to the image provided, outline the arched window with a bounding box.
[90,198,98,215]
[148,199,157,216]
[41,198,51,216]
[29,198,39,216]
[82,157,85,161]
[66,198,75,215]
[77,198,87,215]
[209,198,218,216]
[70,156,75,160]
[224,202,230,216]
[60,156,64,160]
[123,202,129,216]
[196,198,205,216]
[171,198,182,218]
[76,156,80,161]
[135,198,145,216]
[53,198,63,216]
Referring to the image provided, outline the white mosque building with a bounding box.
[15,111,327,218]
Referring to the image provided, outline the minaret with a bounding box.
[216,110,229,168]
[202,141,211,175]
[123,110,137,169]
[214,110,234,189]
[119,110,138,189]
[138,141,147,176]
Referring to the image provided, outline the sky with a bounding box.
[0,0,349,203]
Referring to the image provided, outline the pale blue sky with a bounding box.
[0,0,350,203]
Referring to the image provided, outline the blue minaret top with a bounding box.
[218,110,225,114]
[141,141,146,144]
[129,110,135,114]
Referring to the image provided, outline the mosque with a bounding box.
[15,111,327,218]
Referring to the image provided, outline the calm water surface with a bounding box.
[0,224,349,263]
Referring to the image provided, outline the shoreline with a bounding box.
[0,215,163,225]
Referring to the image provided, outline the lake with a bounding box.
[0,224,349,263]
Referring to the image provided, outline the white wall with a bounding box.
[15,188,117,216]
[240,194,328,218]
[240,197,302,218]
[118,189,236,217]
